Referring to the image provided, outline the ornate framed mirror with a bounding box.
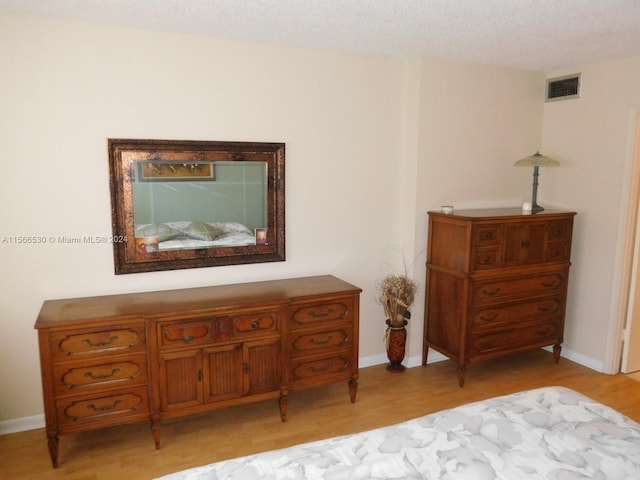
[108,138,285,274]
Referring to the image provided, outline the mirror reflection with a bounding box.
[132,161,268,252]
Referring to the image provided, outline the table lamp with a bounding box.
[514,151,559,213]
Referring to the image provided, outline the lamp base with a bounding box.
[531,203,544,213]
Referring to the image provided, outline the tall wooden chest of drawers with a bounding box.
[422,208,576,386]
[35,275,360,467]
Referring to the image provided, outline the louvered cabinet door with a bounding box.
[158,349,203,411]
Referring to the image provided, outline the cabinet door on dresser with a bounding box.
[155,309,282,413]
[501,218,573,266]
[159,349,204,411]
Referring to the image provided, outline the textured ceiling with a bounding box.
[2,0,640,71]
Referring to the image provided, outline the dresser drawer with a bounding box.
[158,319,214,349]
[231,311,278,338]
[289,353,352,383]
[468,320,561,357]
[289,298,354,330]
[53,354,148,395]
[547,242,571,262]
[289,326,352,358]
[51,324,146,361]
[473,224,501,247]
[470,296,564,331]
[548,219,572,240]
[472,271,566,305]
[56,386,150,430]
[474,249,499,269]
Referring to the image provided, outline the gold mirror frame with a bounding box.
[108,138,285,274]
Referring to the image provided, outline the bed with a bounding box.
[136,221,258,250]
[155,386,640,480]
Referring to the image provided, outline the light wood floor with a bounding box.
[3,349,640,480]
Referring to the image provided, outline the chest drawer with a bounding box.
[470,296,564,331]
[158,319,214,349]
[231,311,278,338]
[53,354,148,395]
[473,224,501,246]
[289,298,354,330]
[472,271,566,305]
[51,324,146,361]
[289,326,352,358]
[56,386,150,430]
[468,320,561,357]
[289,353,353,383]
[474,249,499,269]
[547,242,571,262]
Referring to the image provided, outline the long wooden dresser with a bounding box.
[422,208,575,386]
[35,275,361,467]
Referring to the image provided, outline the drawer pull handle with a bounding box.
[84,368,121,380]
[309,308,335,318]
[82,336,118,347]
[538,305,558,313]
[251,321,260,329]
[183,335,193,344]
[479,313,498,322]
[541,279,560,289]
[310,361,333,373]
[87,399,122,412]
[481,287,501,296]
[536,327,554,336]
[309,335,333,345]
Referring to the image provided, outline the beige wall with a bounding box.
[542,55,640,371]
[405,58,546,361]
[0,12,550,425]
[0,14,405,422]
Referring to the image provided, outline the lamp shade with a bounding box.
[514,151,560,167]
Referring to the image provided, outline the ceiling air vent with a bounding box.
[546,74,581,102]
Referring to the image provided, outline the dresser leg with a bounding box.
[457,365,467,387]
[47,435,59,468]
[348,376,358,403]
[278,391,288,422]
[151,418,162,449]
[553,344,562,363]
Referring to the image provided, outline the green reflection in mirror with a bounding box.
[132,161,267,251]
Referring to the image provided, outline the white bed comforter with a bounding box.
[155,386,640,480]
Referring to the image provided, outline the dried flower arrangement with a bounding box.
[378,274,418,328]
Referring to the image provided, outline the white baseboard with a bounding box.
[0,348,599,436]
[359,350,448,369]
[0,414,44,435]
[542,345,604,372]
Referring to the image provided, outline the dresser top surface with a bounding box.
[428,207,576,220]
[35,275,361,328]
